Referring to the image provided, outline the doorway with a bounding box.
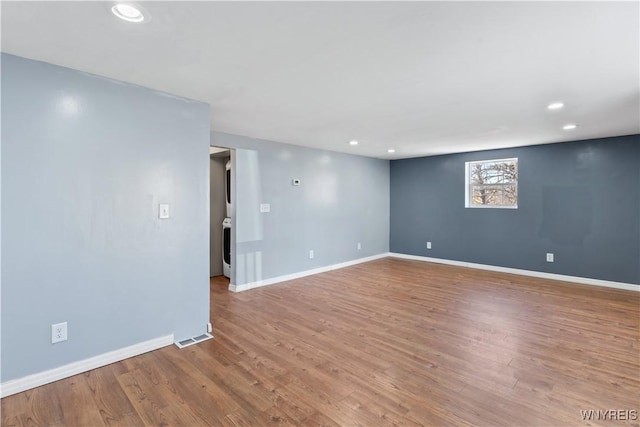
[210,146,232,287]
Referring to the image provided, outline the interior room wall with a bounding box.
[211,131,390,287]
[1,53,211,382]
[390,134,640,285]
[210,153,229,277]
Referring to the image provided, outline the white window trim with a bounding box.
[465,157,518,209]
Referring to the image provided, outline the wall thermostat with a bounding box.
[292,178,301,186]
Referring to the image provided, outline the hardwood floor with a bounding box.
[2,258,639,426]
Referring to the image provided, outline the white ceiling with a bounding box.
[2,1,638,159]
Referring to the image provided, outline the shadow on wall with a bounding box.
[236,250,264,286]
[235,149,264,285]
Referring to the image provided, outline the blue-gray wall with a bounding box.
[390,135,640,285]
[1,54,211,382]
[211,132,390,287]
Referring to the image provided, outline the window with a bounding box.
[465,158,518,208]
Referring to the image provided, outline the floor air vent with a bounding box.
[175,333,214,349]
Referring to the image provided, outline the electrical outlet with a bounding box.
[309,250,314,259]
[357,242,362,250]
[546,253,554,263]
[427,242,432,249]
[51,322,67,344]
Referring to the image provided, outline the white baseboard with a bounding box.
[228,253,388,292]
[388,252,639,292]
[0,334,174,398]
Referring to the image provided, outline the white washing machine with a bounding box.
[225,160,231,217]
[222,217,231,278]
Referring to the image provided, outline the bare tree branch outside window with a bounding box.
[466,158,518,208]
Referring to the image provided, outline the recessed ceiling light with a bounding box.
[387,149,396,153]
[547,102,564,110]
[563,123,577,130]
[111,3,145,22]
[349,140,359,146]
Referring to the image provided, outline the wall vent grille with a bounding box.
[175,332,214,349]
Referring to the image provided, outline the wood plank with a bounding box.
[49,376,104,427]
[82,363,144,426]
[1,260,638,426]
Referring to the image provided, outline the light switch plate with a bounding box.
[159,203,170,219]
[260,203,271,213]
